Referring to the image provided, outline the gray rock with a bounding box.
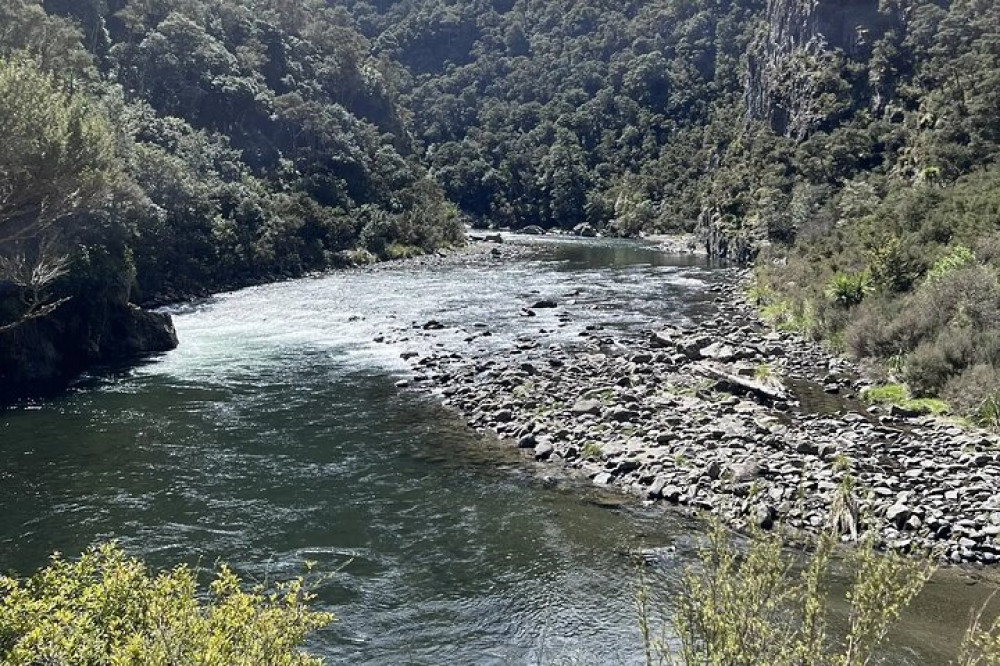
[517,434,537,449]
[593,472,614,486]
[755,504,777,530]
[572,399,603,416]
[534,442,555,460]
[700,342,738,362]
[731,460,763,483]
[886,504,912,529]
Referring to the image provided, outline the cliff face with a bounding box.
[0,298,177,403]
[699,0,903,262]
[745,0,899,139]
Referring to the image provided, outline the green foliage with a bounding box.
[927,246,976,283]
[0,56,122,333]
[861,384,950,416]
[754,363,775,381]
[1,0,464,310]
[581,442,604,459]
[825,272,872,308]
[639,521,934,666]
[958,595,1000,666]
[0,543,332,665]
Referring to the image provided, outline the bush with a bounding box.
[926,245,976,283]
[638,520,934,666]
[942,365,1000,427]
[0,544,332,666]
[825,271,872,308]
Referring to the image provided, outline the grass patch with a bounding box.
[862,383,951,415]
[754,362,776,381]
[581,442,604,459]
[384,243,425,260]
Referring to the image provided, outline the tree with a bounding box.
[0,56,119,333]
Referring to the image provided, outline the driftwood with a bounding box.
[691,361,792,404]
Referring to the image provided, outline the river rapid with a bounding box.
[0,236,994,664]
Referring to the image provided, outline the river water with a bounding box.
[0,237,993,664]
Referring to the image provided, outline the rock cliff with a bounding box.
[745,0,899,139]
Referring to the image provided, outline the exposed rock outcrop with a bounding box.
[0,298,177,402]
[746,0,900,139]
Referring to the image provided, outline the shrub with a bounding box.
[926,245,976,283]
[825,271,872,308]
[0,544,333,666]
[942,365,1000,418]
[902,339,965,397]
[638,521,934,666]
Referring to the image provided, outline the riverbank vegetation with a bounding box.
[0,544,332,665]
[639,522,1000,666]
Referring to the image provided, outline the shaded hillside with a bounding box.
[0,0,463,398]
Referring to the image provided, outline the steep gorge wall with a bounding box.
[0,295,177,403]
[746,0,898,139]
[701,0,902,261]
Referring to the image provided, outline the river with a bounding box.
[0,236,994,664]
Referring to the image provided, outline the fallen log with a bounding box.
[691,361,792,404]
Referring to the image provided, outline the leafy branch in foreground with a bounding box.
[0,543,333,666]
[639,521,935,666]
[637,474,944,666]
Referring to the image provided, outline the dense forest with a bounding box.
[2,0,1000,417]
[0,0,464,397]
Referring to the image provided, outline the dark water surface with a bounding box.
[0,237,993,664]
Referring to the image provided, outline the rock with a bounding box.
[889,404,922,419]
[609,406,640,422]
[572,399,603,416]
[593,472,614,486]
[662,485,684,503]
[495,409,514,423]
[534,442,555,460]
[650,330,676,348]
[401,352,419,361]
[677,335,715,360]
[699,342,738,362]
[422,320,446,330]
[531,299,558,309]
[573,223,598,237]
[521,225,547,235]
[755,504,777,530]
[886,504,912,529]
[731,460,763,483]
[517,434,537,449]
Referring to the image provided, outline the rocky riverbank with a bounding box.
[381,260,1000,566]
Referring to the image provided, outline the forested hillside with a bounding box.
[334,0,1000,421]
[0,0,463,398]
[3,0,1000,415]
